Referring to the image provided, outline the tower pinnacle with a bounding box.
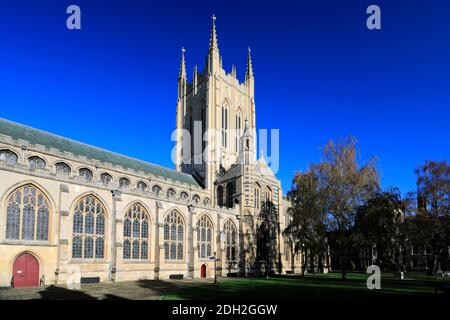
[209,14,219,52]
[178,47,187,80]
[246,47,254,80]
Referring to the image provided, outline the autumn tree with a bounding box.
[316,136,380,279]
[284,168,328,276]
[413,160,450,274]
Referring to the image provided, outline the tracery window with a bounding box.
[221,103,228,148]
[152,185,162,195]
[167,188,176,198]
[192,195,200,204]
[217,186,224,207]
[225,220,237,261]
[197,215,213,259]
[264,186,272,204]
[28,156,46,170]
[226,183,234,208]
[55,162,71,175]
[235,112,242,152]
[254,183,261,210]
[0,149,18,165]
[79,168,93,182]
[6,184,50,241]
[137,181,148,192]
[123,203,150,260]
[100,173,113,185]
[72,195,106,259]
[164,211,184,261]
[119,177,131,189]
[180,192,189,200]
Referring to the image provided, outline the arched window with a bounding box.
[72,195,106,259]
[264,186,272,204]
[119,177,131,189]
[192,194,200,204]
[123,203,150,260]
[0,149,18,165]
[204,198,211,206]
[55,162,71,175]
[226,183,234,208]
[6,184,50,241]
[79,168,93,182]
[225,220,237,261]
[167,188,176,198]
[235,112,242,152]
[164,211,184,261]
[180,191,189,200]
[100,173,113,185]
[221,103,228,148]
[217,186,224,207]
[152,185,162,195]
[137,181,148,192]
[197,215,213,259]
[28,156,46,170]
[254,183,261,210]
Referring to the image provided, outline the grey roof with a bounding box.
[0,118,201,188]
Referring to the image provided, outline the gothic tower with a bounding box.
[175,16,257,200]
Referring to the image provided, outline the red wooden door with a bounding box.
[13,253,39,288]
[201,264,207,278]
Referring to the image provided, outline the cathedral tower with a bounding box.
[175,16,257,198]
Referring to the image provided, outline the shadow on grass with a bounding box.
[162,273,450,301]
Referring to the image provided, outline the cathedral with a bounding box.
[0,17,300,288]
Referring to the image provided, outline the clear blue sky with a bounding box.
[0,0,449,195]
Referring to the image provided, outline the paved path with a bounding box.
[0,279,214,300]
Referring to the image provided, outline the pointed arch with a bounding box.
[71,194,107,260]
[224,219,237,261]
[196,214,214,259]
[3,183,52,241]
[122,202,151,260]
[163,209,186,261]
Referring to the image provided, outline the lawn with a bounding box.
[161,272,450,300]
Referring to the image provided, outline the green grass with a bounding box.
[161,272,450,300]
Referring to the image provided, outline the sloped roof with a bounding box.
[0,118,201,188]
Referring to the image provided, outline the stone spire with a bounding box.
[209,14,219,53]
[178,47,187,81]
[245,47,254,80]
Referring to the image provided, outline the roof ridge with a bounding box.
[0,117,199,185]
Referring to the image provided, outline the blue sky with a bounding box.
[0,0,449,195]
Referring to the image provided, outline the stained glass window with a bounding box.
[5,185,50,241]
[164,211,184,261]
[123,203,150,260]
[197,215,213,259]
[72,195,106,259]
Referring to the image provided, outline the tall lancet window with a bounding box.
[222,103,228,148]
[235,112,242,153]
